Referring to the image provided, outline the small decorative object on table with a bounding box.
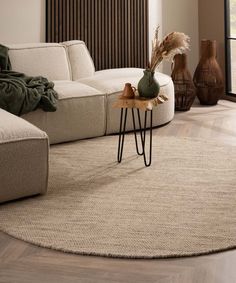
[171,53,196,111]
[138,69,160,99]
[121,83,136,99]
[138,27,190,99]
[193,39,224,105]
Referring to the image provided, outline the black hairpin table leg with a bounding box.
[132,108,143,155]
[117,107,153,167]
[136,109,153,167]
[117,108,128,163]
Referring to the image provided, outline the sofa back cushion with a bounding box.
[62,41,95,80]
[7,43,71,81]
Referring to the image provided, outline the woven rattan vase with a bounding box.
[171,54,195,111]
[193,40,224,105]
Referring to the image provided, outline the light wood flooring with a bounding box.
[1,99,236,283]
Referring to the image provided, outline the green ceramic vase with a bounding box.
[138,69,160,99]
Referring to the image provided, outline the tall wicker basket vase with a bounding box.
[171,54,196,111]
[193,40,224,105]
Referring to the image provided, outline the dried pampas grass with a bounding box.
[149,27,190,72]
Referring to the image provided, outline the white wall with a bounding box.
[1,0,162,49]
[149,0,162,56]
[162,0,199,75]
[0,0,45,44]
[0,0,199,76]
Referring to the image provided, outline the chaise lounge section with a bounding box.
[0,109,48,203]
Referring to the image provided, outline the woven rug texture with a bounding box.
[0,135,236,258]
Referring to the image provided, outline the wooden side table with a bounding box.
[113,94,168,167]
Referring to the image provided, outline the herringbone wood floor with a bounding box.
[1,100,236,283]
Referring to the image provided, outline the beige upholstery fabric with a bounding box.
[0,109,49,203]
[7,43,71,81]
[22,81,106,144]
[79,68,151,93]
[62,41,95,80]
[6,42,175,144]
[79,69,175,134]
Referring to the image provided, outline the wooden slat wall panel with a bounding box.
[46,0,149,70]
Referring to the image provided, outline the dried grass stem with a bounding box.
[149,27,190,72]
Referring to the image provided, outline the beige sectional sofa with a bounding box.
[7,40,175,144]
[0,40,174,203]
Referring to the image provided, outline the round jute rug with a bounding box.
[0,135,236,259]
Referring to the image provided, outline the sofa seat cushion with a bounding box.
[22,81,106,144]
[54,80,101,99]
[0,110,47,143]
[7,43,71,81]
[78,68,172,94]
[78,68,175,134]
[0,109,48,203]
